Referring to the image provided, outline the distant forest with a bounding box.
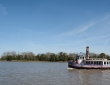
[0,51,110,61]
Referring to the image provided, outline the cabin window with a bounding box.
[104,62,106,65]
[91,61,93,64]
[83,57,84,59]
[94,61,97,64]
[97,62,98,65]
[107,62,108,64]
[99,61,102,65]
[86,61,88,64]
[88,61,90,64]
[86,61,89,64]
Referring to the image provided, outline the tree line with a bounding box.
[0,51,110,61]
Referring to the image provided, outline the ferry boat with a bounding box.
[68,47,110,69]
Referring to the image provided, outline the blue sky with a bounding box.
[0,0,110,56]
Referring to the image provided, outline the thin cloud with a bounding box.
[102,15,110,21]
[0,31,16,39]
[0,4,7,16]
[58,22,96,37]
[87,35,110,41]
[75,22,96,34]
[59,14,110,37]
[52,21,97,43]
[105,38,110,45]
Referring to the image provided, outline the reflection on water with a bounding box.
[67,69,110,85]
[0,61,110,85]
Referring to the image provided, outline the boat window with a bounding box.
[83,57,84,59]
[99,61,102,65]
[97,61,98,65]
[107,62,108,64]
[86,61,88,64]
[86,61,89,64]
[88,61,90,64]
[91,61,93,64]
[104,62,106,65]
[94,61,96,64]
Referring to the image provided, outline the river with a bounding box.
[0,61,110,85]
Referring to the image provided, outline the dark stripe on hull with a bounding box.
[68,65,110,69]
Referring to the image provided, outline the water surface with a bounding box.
[0,61,110,85]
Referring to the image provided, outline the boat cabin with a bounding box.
[76,52,85,64]
[84,59,110,66]
[76,53,110,66]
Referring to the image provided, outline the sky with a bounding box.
[0,0,110,56]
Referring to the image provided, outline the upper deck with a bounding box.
[85,58,109,61]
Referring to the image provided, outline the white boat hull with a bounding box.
[68,64,110,69]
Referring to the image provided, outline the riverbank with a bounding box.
[0,60,67,62]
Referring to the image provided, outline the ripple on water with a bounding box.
[0,62,110,85]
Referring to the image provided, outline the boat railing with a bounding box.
[86,58,106,60]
